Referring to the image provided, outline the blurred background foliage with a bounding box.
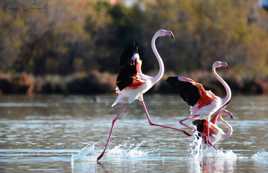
[0,0,268,83]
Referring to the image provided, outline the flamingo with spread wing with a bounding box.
[97,29,191,162]
[166,61,233,144]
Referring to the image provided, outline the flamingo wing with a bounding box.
[166,76,200,106]
[116,65,136,90]
[116,41,143,90]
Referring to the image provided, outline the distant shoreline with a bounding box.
[0,71,267,96]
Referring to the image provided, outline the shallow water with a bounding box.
[0,95,267,173]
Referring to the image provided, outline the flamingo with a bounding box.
[97,29,190,162]
[166,61,233,142]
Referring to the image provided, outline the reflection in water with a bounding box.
[189,150,237,173]
[189,157,235,173]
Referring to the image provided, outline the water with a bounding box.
[0,95,267,173]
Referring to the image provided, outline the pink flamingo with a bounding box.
[166,61,233,142]
[97,29,190,162]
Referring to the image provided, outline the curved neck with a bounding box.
[151,34,164,84]
[213,67,232,106]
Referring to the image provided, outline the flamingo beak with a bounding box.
[170,32,175,39]
[222,62,228,68]
[130,53,139,65]
[159,29,175,39]
[218,61,228,68]
[229,113,234,119]
[178,76,194,83]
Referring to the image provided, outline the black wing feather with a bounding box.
[116,41,141,90]
[116,65,136,90]
[192,119,206,136]
[166,76,200,106]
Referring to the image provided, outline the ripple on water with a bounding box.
[0,149,78,163]
[0,102,48,108]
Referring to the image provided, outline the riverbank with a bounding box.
[0,71,268,96]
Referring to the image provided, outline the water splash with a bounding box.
[71,142,150,173]
[189,131,237,161]
[71,141,149,163]
[204,149,237,160]
[71,144,96,162]
[107,141,148,159]
[252,151,268,165]
[189,131,203,158]
[188,135,237,173]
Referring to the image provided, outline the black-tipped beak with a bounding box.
[170,32,175,40]
[230,113,234,119]
[223,62,228,68]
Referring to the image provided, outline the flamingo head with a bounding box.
[130,53,142,65]
[212,61,228,69]
[120,40,143,67]
[156,29,175,39]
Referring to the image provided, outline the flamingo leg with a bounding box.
[206,112,216,148]
[97,114,119,162]
[179,115,199,131]
[205,110,233,149]
[205,138,217,150]
[200,128,214,149]
[140,100,191,136]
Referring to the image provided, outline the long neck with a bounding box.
[213,67,232,106]
[151,34,164,84]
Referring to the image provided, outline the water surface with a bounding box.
[0,95,267,173]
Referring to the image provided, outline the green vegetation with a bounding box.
[0,0,268,95]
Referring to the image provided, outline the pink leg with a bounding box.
[97,114,119,162]
[140,101,191,136]
[205,134,217,150]
[203,134,217,150]
[179,115,199,131]
[206,115,216,149]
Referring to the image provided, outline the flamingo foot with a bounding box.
[97,151,105,163]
